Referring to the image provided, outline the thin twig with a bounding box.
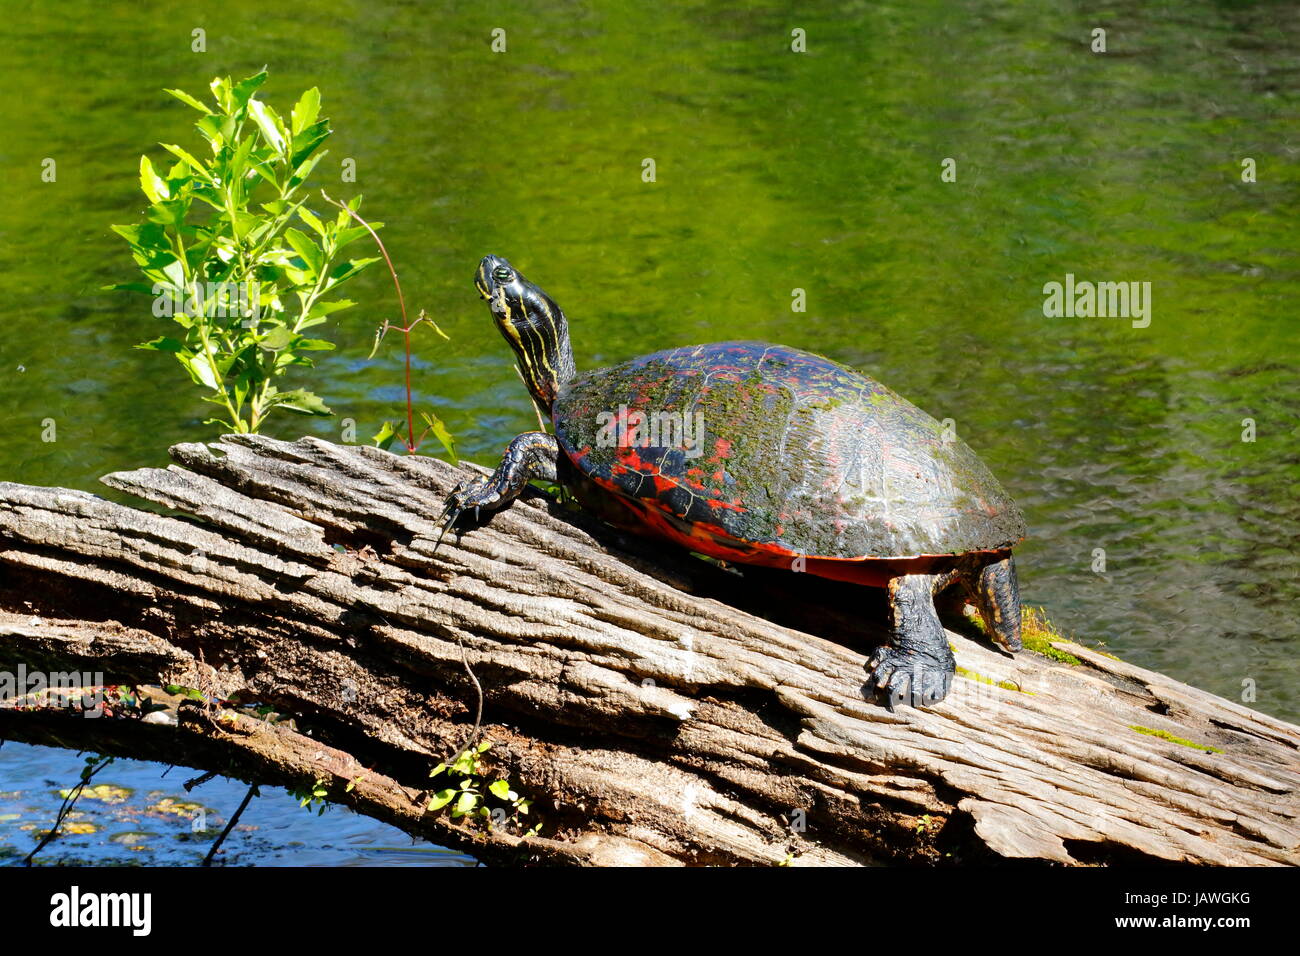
[202,783,259,867]
[23,755,114,865]
[322,190,418,450]
[184,770,219,791]
[452,634,485,760]
[374,611,484,770]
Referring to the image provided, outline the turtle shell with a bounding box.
[553,341,1025,564]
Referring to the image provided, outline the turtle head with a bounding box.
[475,255,576,411]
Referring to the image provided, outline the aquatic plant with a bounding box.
[109,69,379,434]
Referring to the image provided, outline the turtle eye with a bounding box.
[492,266,513,283]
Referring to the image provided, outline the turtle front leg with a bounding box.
[438,432,558,542]
[869,573,954,710]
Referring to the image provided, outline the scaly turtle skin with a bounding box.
[442,256,1027,710]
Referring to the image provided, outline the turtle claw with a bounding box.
[435,477,492,551]
[868,645,954,711]
[433,508,458,552]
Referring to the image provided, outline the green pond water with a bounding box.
[0,0,1298,862]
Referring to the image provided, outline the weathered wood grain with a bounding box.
[0,435,1296,866]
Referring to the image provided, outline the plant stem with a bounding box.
[321,191,417,450]
[175,229,244,430]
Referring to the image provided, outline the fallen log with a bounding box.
[0,434,1296,866]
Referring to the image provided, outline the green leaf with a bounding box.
[453,792,478,816]
[291,87,321,135]
[247,158,280,189]
[231,70,268,108]
[298,206,326,237]
[372,421,399,450]
[163,164,194,200]
[290,119,331,168]
[227,134,256,187]
[257,326,293,351]
[303,299,355,323]
[247,98,286,154]
[488,780,511,799]
[427,788,455,811]
[333,222,382,252]
[268,388,332,416]
[111,222,169,254]
[420,411,459,465]
[165,88,212,114]
[195,114,227,152]
[284,227,324,275]
[102,281,156,294]
[136,335,185,353]
[178,351,220,390]
[162,258,186,291]
[145,198,189,227]
[231,210,264,245]
[296,338,335,351]
[418,309,451,341]
[328,256,381,286]
[208,76,233,113]
[287,151,326,191]
[139,155,169,202]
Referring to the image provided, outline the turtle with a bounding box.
[440,255,1027,709]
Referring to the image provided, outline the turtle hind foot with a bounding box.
[867,572,957,710]
[866,644,955,710]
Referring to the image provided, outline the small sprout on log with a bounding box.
[426,741,535,831]
[289,776,332,815]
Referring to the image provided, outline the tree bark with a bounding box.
[0,435,1296,866]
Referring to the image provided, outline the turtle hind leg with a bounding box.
[967,553,1022,653]
[438,432,558,542]
[868,573,955,710]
